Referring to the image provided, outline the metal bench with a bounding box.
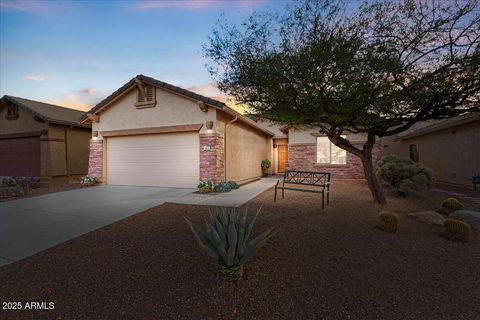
[274,170,331,209]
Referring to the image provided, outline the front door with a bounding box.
[278,144,288,173]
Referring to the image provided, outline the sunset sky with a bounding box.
[0,0,287,111]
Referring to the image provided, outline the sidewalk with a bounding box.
[170,178,278,207]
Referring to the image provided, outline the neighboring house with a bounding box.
[0,96,92,177]
[382,113,480,187]
[253,118,382,179]
[79,75,274,188]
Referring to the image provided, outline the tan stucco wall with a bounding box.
[0,104,47,134]
[42,125,67,176]
[383,120,480,186]
[224,119,271,183]
[66,128,90,175]
[92,87,217,137]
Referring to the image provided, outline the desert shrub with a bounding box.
[442,218,471,242]
[185,206,274,280]
[226,181,239,190]
[441,197,464,211]
[198,181,213,193]
[377,211,400,233]
[214,182,232,193]
[376,155,434,196]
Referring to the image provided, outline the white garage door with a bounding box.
[106,132,199,188]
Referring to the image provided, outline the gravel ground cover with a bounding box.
[0,180,479,320]
[0,176,82,202]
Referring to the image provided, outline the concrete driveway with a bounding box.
[0,185,194,266]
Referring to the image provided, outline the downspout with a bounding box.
[224,115,238,182]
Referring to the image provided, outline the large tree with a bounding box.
[204,0,480,204]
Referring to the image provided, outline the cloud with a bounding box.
[79,88,98,95]
[1,0,52,14]
[50,87,104,112]
[134,0,267,11]
[187,82,229,102]
[24,75,45,81]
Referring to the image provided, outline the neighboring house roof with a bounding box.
[396,113,480,141]
[80,75,274,137]
[2,95,91,128]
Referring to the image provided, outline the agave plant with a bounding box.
[185,206,274,280]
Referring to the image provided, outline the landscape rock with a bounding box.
[407,210,446,226]
[450,210,480,230]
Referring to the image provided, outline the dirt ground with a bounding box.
[0,180,479,320]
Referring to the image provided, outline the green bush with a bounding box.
[226,181,239,190]
[198,181,213,193]
[441,197,464,211]
[442,218,471,242]
[376,155,434,196]
[214,182,232,193]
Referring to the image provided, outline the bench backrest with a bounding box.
[283,170,331,187]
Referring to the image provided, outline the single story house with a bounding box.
[80,75,274,188]
[382,113,480,187]
[252,118,383,178]
[0,96,92,177]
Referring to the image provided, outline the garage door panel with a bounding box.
[106,132,199,188]
[0,137,40,176]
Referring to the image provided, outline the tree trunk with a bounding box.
[362,135,387,204]
[327,132,387,204]
[361,152,387,204]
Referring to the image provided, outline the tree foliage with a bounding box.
[204,0,480,203]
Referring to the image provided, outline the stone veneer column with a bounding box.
[87,139,103,181]
[199,133,225,184]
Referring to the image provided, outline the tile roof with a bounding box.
[2,95,91,128]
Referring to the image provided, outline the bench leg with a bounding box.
[327,192,330,205]
[274,185,278,202]
[282,188,285,199]
[322,192,325,209]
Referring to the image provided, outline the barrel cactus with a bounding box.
[377,211,400,233]
[185,206,275,280]
[442,218,471,242]
[441,198,464,211]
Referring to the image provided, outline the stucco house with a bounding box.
[80,75,274,188]
[382,113,480,187]
[0,96,92,177]
[252,118,382,178]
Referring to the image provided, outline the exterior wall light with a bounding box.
[206,121,214,130]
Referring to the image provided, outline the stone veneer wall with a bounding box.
[199,133,225,184]
[288,143,382,179]
[87,139,103,181]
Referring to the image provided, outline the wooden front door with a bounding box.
[278,144,288,173]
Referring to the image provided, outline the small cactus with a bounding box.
[442,218,471,242]
[441,198,464,211]
[377,211,400,233]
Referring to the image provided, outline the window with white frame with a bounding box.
[316,136,347,164]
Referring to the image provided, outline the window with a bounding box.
[6,103,18,120]
[409,144,419,162]
[135,84,156,108]
[316,136,347,164]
